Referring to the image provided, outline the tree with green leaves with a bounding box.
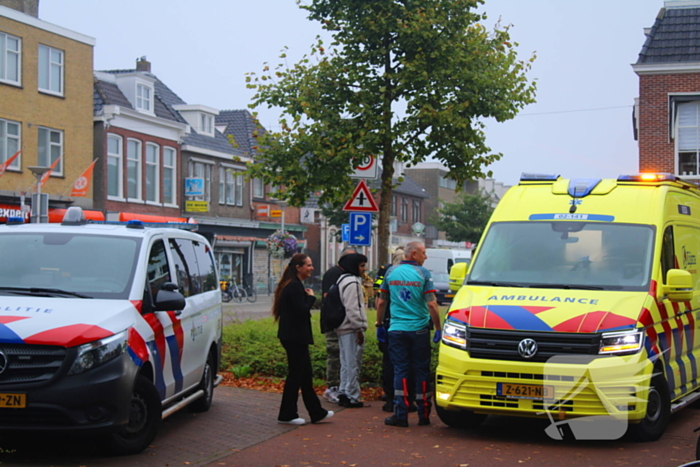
[246,0,536,265]
[430,190,495,244]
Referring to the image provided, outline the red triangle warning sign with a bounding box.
[343,179,379,212]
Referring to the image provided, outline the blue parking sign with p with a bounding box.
[349,212,371,246]
[341,224,350,242]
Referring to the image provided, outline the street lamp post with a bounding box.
[27,166,51,223]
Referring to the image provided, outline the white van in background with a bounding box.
[424,248,471,275]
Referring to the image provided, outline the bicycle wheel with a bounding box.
[246,286,257,303]
[232,287,246,303]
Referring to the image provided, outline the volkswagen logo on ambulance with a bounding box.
[0,350,7,374]
[518,338,538,359]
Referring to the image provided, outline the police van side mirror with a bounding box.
[449,263,468,293]
[664,269,694,302]
[154,288,186,312]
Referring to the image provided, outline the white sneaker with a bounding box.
[313,410,334,423]
[278,417,306,425]
[324,386,339,404]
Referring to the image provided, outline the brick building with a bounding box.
[0,1,94,221]
[634,0,700,176]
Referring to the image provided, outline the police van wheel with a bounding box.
[189,354,215,413]
[103,375,162,455]
[630,373,670,442]
[435,402,487,429]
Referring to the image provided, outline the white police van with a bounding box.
[0,207,222,454]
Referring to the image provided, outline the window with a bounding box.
[127,139,142,200]
[145,240,171,311]
[401,198,408,223]
[107,134,123,198]
[192,240,217,292]
[391,195,396,217]
[169,238,198,297]
[38,127,62,175]
[200,113,214,136]
[439,175,458,190]
[236,173,243,206]
[136,83,153,112]
[0,32,20,85]
[412,200,421,223]
[0,118,20,170]
[218,167,236,205]
[189,160,211,202]
[38,44,63,95]
[145,143,159,202]
[163,147,176,205]
[253,178,264,198]
[678,102,700,176]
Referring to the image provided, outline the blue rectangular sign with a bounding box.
[341,224,350,242]
[349,212,371,246]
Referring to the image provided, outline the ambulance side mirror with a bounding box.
[449,263,468,293]
[663,269,694,302]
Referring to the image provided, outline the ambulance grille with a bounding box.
[468,329,601,362]
[0,344,66,385]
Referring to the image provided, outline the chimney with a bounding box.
[136,56,151,73]
[0,0,39,17]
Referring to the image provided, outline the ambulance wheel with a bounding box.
[435,402,487,429]
[189,354,215,413]
[630,373,670,442]
[103,375,161,455]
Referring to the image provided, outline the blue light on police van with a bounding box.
[6,216,24,225]
[520,173,560,182]
[126,220,145,229]
[617,173,678,182]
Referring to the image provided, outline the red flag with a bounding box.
[0,150,20,178]
[39,155,62,187]
[70,159,97,197]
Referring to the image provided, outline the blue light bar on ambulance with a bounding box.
[617,173,678,182]
[520,173,560,182]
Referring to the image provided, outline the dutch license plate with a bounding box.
[0,393,26,408]
[446,294,455,298]
[497,383,554,400]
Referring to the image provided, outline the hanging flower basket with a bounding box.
[266,230,298,258]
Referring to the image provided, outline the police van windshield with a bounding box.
[468,221,654,292]
[0,232,141,299]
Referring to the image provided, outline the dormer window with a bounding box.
[201,113,214,136]
[136,83,153,112]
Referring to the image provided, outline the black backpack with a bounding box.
[320,274,352,333]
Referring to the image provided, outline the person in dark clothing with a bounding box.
[274,253,334,425]
[321,247,356,404]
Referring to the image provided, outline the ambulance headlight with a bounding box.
[443,320,467,350]
[599,330,643,355]
[69,330,128,375]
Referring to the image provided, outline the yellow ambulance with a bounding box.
[436,173,700,441]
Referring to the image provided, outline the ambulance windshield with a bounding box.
[0,232,141,299]
[468,221,654,291]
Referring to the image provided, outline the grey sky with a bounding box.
[41,0,662,186]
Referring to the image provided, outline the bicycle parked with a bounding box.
[242,279,257,303]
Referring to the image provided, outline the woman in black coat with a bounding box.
[273,253,333,425]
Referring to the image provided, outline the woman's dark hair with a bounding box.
[272,253,309,322]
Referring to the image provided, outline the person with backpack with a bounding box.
[334,253,368,409]
[320,247,356,404]
[273,254,334,425]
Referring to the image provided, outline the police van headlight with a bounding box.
[599,330,644,355]
[442,320,467,350]
[69,330,128,375]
